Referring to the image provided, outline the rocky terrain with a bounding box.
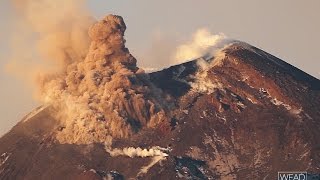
[0,15,320,180]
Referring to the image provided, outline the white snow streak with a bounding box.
[23,105,48,122]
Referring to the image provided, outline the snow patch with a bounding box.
[236,101,246,109]
[298,150,310,161]
[271,98,292,111]
[0,152,10,167]
[139,156,166,175]
[270,98,305,118]
[247,97,257,104]
[305,113,313,120]
[23,105,48,123]
[241,74,249,81]
[290,108,303,115]
[141,67,159,73]
[259,88,269,98]
[89,169,96,173]
[171,65,189,85]
[182,110,189,115]
[173,65,186,79]
[271,98,282,106]
[202,110,208,118]
[215,113,227,123]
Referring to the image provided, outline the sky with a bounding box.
[0,0,319,136]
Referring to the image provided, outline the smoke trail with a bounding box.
[105,146,169,158]
[105,145,170,175]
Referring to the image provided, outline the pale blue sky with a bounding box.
[1,0,319,135]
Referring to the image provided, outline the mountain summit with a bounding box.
[0,15,319,180]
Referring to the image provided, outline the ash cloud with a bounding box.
[7,1,172,144]
[45,15,172,144]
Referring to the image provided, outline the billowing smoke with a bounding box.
[173,28,228,65]
[46,15,172,144]
[7,1,172,144]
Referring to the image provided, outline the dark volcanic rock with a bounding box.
[0,42,320,179]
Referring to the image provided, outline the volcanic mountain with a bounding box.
[0,15,320,180]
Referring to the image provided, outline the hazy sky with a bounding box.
[0,0,319,136]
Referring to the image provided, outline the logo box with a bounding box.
[278,172,308,180]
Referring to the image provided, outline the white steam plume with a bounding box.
[139,28,230,71]
[172,28,229,65]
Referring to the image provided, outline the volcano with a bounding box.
[0,15,320,180]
